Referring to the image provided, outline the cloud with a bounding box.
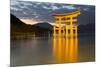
[11,6,23,11]
[62,5,77,9]
[10,0,94,25]
[11,0,20,6]
[83,8,89,11]
[51,6,59,10]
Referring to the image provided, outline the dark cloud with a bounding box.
[10,1,95,24]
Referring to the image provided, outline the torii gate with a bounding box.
[52,10,81,63]
[52,10,81,37]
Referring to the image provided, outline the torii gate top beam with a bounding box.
[51,10,80,17]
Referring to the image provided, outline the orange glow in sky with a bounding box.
[20,19,39,25]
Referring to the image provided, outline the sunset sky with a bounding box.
[11,0,95,25]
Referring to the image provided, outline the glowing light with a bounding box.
[53,34,78,63]
[20,19,39,25]
[52,10,80,63]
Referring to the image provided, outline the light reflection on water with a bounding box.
[11,35,95,66]
[53,36,78,63]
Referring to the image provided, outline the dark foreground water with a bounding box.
[10,35,95,67]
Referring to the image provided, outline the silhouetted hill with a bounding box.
[78,23,95,33]
[11,14,26,25]
[11,14,34,33]
[78,23,95,36]
[11,14,52,37]
[33,22,53,30]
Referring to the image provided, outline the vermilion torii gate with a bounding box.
[52,10,81,37]
[52,10,81,63]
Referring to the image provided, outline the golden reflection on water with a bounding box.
[52,10,80,63]
[53,35,78,63]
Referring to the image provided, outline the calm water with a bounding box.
[11,35,95,66]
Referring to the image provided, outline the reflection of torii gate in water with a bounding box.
[52,10,81,63]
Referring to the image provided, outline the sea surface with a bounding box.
[10,35,95,66]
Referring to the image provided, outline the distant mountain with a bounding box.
[33,22,53,30]
[11,14,52,37]
[78,23,95,36]
[11,14,28,26]
[11,14,29,33]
